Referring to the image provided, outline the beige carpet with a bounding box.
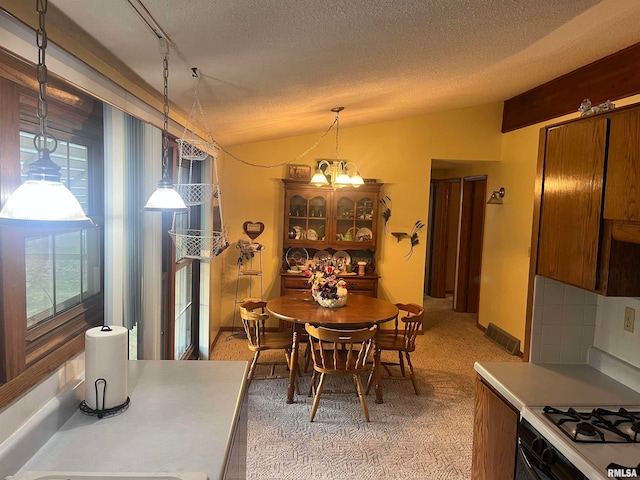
[210,296,521,479]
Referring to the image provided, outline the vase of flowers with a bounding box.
[307,264,348,308]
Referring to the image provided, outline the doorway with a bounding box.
[426,178,460,298]
[426,175,487,315]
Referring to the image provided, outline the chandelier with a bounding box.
[310,107,363,188]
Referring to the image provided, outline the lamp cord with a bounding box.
[215,115,338,169]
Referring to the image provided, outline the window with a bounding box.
[21,133,102,330]
[0,51,104,409]
[162,144,200,360]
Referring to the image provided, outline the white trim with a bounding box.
[141,124,163,360]
[103,106,126,328]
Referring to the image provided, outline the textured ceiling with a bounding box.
[47,0,640,146]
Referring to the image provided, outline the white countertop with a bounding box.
[474,361,640,410]
[14,361,248,480]
[475,361,640,480]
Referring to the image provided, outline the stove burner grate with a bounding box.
[543,406,639,443]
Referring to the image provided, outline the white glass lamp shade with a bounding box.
[311,169,329,187]
[144,179,188,211]
[351,172,364,187]
[0,179,92,227]
[334,171,352,186]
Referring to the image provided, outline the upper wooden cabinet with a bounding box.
[535,103,640,295]
[604,108,640,221]
[282,180,381,250]
[537,116,608,291]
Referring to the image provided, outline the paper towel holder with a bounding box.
[79,324,130,418]
[80,377,130,418]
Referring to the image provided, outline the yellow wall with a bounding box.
[211,95,640,351]
[472,94,640,347]
[209,102,503,331]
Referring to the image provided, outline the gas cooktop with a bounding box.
[522,406,640,480]
[543,406,640,443]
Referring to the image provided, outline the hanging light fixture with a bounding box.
[0,0,92,227]
[310,107,364,188]
[144,38,187,212]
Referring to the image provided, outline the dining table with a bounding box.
[266,292,399,404]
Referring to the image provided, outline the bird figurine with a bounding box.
[336,279,348,298]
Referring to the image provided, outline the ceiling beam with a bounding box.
[502,42,640,133]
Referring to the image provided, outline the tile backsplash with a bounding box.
[531,276,640,368]
[530,276,598,364]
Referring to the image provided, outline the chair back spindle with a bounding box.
[304,324,377,422]
[366,302,424,396]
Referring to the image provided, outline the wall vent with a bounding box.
[485,323,520,355]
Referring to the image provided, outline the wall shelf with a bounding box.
[391,232,409,242]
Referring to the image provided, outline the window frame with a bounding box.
[161,142,200,360]
[0,49,104,410]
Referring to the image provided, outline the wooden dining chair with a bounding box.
[240,300,298,392]
[305,323,377,422]
[366,302,424,395]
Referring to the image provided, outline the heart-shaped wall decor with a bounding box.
[243,221,265,240]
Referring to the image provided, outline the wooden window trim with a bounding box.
[0,49,104,410]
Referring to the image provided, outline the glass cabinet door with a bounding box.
[285,192,328,246]
[334,192,377,248]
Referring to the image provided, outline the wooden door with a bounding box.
[537,117,607,290]
[455,177,486,313]
[428,179,460,298]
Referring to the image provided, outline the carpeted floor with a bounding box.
[210,296,521,479]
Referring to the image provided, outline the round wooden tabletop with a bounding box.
[267,292,398,327]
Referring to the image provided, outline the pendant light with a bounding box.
[144,38,187,212]
[0,0,92,227]
[310,107,364,188]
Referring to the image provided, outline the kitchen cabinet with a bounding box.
[282,179,381,250]
[472,375,518,480]
[535,103,640,295]
[537,116,607,291]
[603,108,640,221]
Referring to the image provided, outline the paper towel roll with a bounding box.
[84,325,128,410]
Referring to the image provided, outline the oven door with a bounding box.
[515,439,558,480]
[516,419,588,480]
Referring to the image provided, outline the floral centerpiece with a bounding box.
[306,264,348,308]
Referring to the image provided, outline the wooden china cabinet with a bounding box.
[280,179,382,298]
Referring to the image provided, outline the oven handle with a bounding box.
[518,440,548,480]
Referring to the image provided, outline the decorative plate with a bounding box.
[332,250,351,264]
[356,227,373,241]
[286,247,309,267]
[293,226,303,239]
[306,229,318,240]
[313,250,332,262]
